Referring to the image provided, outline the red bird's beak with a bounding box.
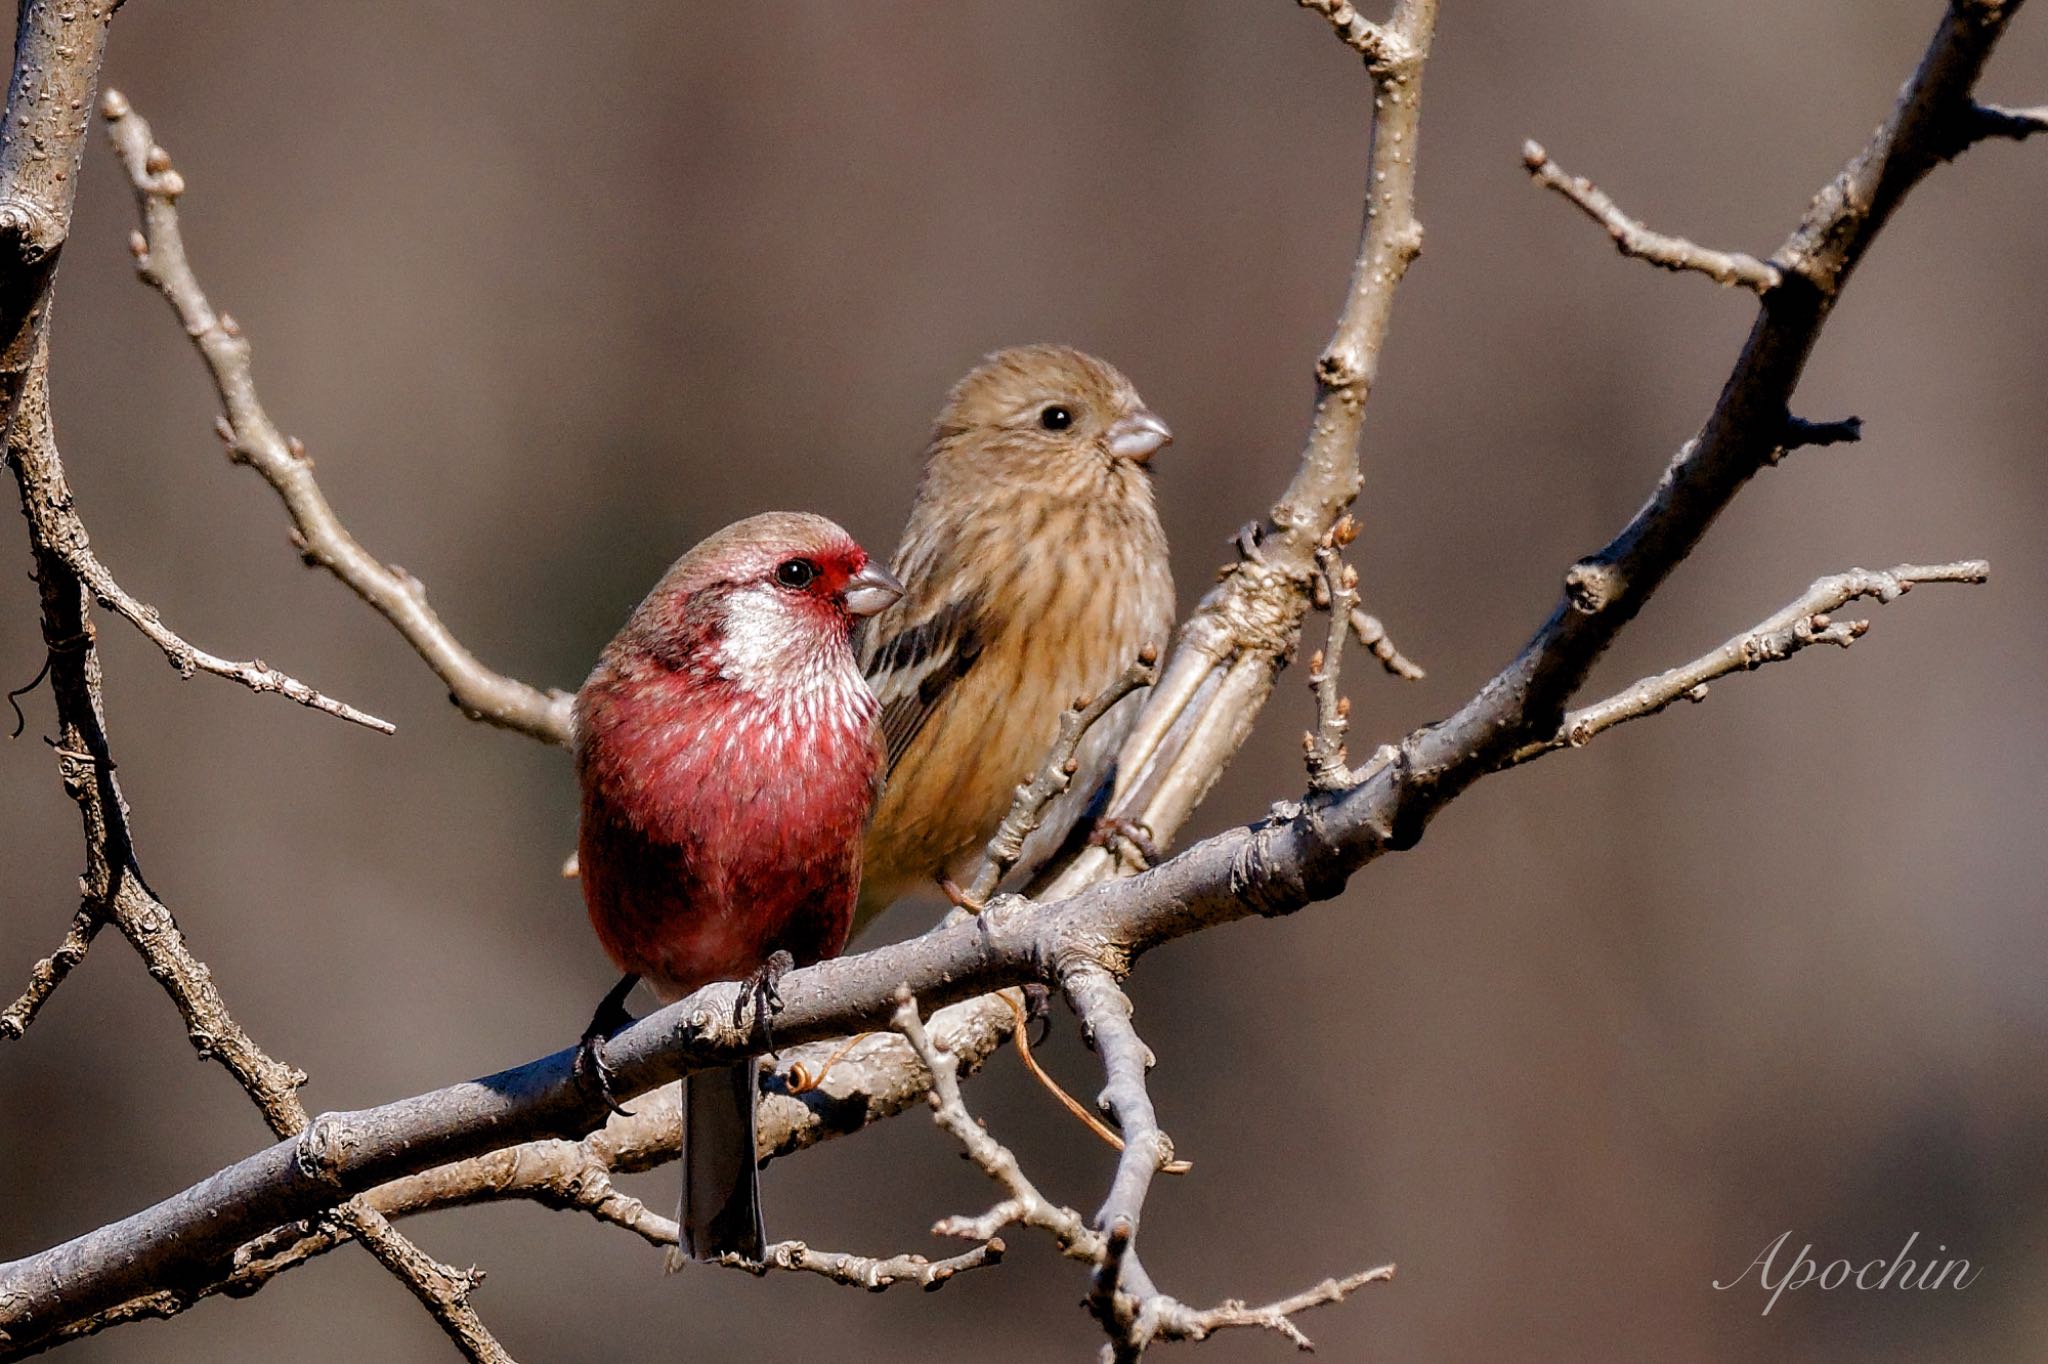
[1106,408,1173,465]
[842,561,904,617]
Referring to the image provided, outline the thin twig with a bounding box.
[1522,140,1784,293]
[997,989,1192,1175]
[0,905,100,1039]
[1964,99,2048,147]
[0,26,511,1351]
[903,986,1388,1358]
[1304,517,1362,791]
[965,648,1160,906]
[1348,605,1426,680]
[1294,0,1407,67]
[99,92,572,747]
[716,1239,1005,1291]
[9,442,391,732]
[1509,561,1989,764]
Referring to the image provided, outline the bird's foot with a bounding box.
[574,973,641,1117]
[938,875,987,914]
[1088,816,1159,867]
[735,950,795,1056]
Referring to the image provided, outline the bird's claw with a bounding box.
[736,950,795,1056]
[938,875,987,914]
[1233,520,1267,564]
[574,1033,634,1118]
[1088,816,1159,867]
[575,973,641,1117]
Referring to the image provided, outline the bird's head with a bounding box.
[611,512,902,692]
[926,344,1171,498]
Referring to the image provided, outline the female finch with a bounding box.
[856,345,1175,929]
[573,512,901,1263]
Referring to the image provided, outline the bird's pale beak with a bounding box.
[1106,409,1173,464]
[843,561,905,617]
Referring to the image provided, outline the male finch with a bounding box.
[573,512,900,1263]
[857,345,1175,927]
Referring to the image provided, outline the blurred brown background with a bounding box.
[1,3,2042,1360]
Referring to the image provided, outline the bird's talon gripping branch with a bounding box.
[937,875,986,914]
[1087,817,1160,867]
[574,974,641,1118]
[737,950,797,1057]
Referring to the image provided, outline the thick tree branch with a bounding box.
[1039,0,1437,899]
[99,92,573,746]
[2,0,2024,1355]
[34,993,1023,1349]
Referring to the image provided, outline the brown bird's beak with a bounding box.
[842,561,905,617]
[1105,408,1173,464]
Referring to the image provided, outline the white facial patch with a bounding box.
[714,583,877,746]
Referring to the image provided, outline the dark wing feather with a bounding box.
[859,598,984,776]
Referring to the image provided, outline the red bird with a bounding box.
[573,512,901,1263]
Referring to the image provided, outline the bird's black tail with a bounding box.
[676,1061,765,1265]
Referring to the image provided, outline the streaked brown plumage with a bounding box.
[855,345,1175,930]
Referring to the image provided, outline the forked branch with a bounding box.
[100,92,573,747]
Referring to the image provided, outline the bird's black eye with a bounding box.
[774,558,818,590]
[1038,404,1073,431]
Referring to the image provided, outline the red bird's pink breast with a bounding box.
[576,659,880,1002]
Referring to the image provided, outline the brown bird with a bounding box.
[855,344,1175,931]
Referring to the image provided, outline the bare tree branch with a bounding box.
[1509,561,1990,764]
[1522,140,1784,292]
[900,988,1391,1358]
[1348,604,1426,680]
[1040,0,1438,901]
[32,993,1024,1349]
[98,91,573,747]
[0,905,98,1039]
[1961,98,2048,147]
[6,414,392,730]
[1304,517,1363,791]
[0,10,515,1361]
[0,0,2025,1356]
[966,648,1159,907]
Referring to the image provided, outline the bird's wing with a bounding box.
[859,596,985,777]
